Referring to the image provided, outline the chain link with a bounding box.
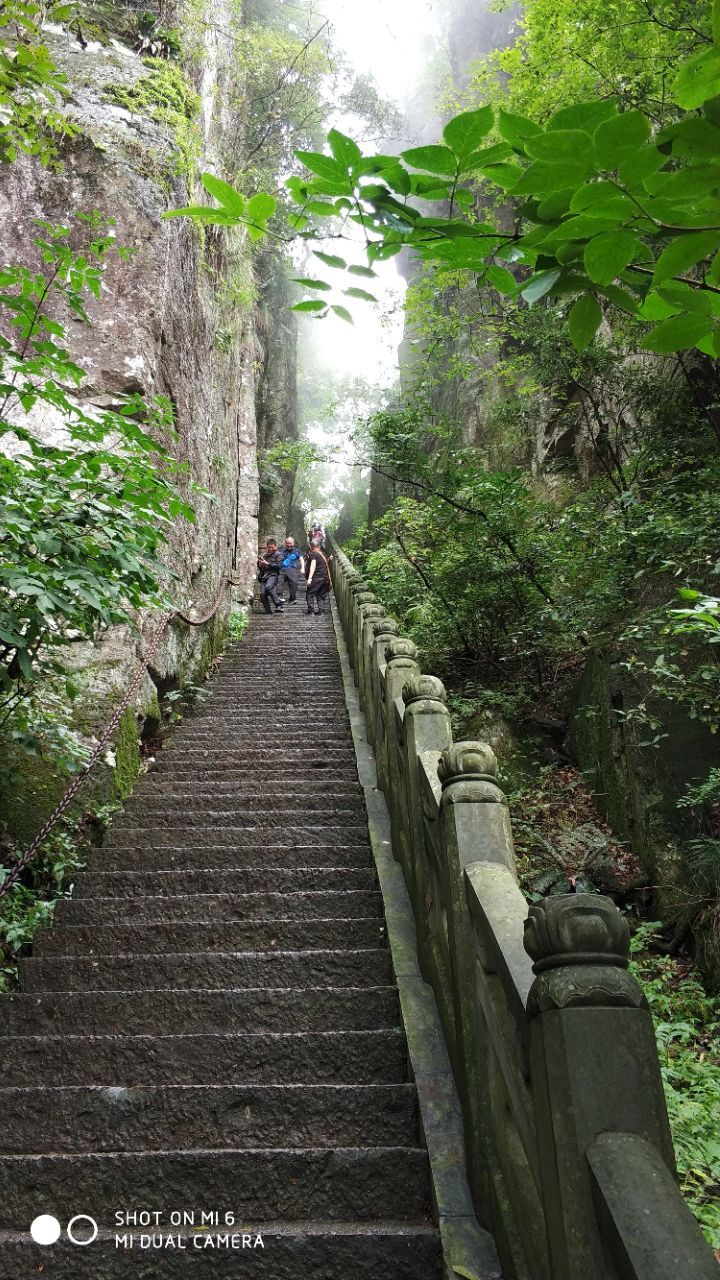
[0,575,233,898]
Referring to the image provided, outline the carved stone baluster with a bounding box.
[367,618,398,749]
[356,603,383,716]
[437,741,518,1221]
[524,894,675,1280]
[380,637,419,801]
[401,676,452,966]
[349,588,375,680]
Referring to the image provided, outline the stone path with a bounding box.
[0,603,441,1276]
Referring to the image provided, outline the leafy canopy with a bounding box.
[172,14,720,356]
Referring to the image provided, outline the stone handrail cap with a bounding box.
[403,674,447,706]
[438,741,497,786]
[524,894,630,973]
[373,617,399,638]
[385,637,418,663]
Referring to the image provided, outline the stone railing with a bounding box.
[330,540,718,1280]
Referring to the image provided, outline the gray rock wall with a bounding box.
[0,2,297,835]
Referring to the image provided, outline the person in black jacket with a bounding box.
[257,538,284,614]
[305,538,332,615]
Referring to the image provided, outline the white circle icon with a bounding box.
[67,1214,99,1246]
[30,1215,62,1246]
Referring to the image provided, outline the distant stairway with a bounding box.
[0,604,442,1277]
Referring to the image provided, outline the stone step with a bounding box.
[0,1029,407,1086]
[89,845,373,872]
[0,1083,419,1153]
[35,918,386,957]
[0,1221,440,1280]
[116,796,367,820]
[75,867,377,898]
[132,779,363,796]
[57,890,383,924]
[20,947,393,991]
[103,825,370,848]
[0,986,399,1036]
[0,1147,430,1227]
[148,765,360,784]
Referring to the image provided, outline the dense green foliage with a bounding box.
[630,924,720,1246]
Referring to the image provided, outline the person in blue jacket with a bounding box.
[277,535,305,605]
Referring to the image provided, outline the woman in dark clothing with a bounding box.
[305,538,332,615]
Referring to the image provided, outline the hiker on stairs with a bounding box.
[277,535,305,606]
[257,537,284,614]
[305,537,332,616]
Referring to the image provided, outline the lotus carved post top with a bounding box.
[354,591,376,609]
[360,603,383,622]
[438,741,498,787]
[384,637,419,665]
[402,675,447,707]
[372,617,399,640]
[524,894,646,1016]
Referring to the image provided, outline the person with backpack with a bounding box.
[277,535,305,605]
[305,537,332,616]
[257,537,284,614]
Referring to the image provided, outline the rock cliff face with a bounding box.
[0,1,297,836]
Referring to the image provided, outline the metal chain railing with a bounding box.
[0,573,233,898]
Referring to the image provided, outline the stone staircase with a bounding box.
[0,606,442,1276]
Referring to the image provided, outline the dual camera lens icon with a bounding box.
[30,1214,98,1247]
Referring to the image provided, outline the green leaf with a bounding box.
[292,278,332,291]
[347,264,377,277]
[672,46,720,110]
[291,300,327,313]
[525,129,593,163]
[568,294,602,351]
[547,100,617,133]
[521,268,562,304]
[295,150,350,184]
[486,264,517,294]
[641,313,714,352]
[497,108,542,150]
[511,157,595,195]
[584,230,641,286]
[328,128,361,169]
[313,251,347,269]
[594,112,651,168]
[443,106,493,159]
[343,287,377,301]
[400,145,458,176]
[570,181,636,216]
[658,117,720,160]
[200,174,245,214]
[653,232,720,285]
[247,192,276,222]
[304,201,339,217]
[330,304,353,323]
[163,206,236,223]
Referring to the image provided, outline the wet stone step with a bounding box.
[75,867,377,898]
[19,947,393,991]
[117,796,368,820]
[0,986,399,1037]
[89,845,374,872]
[57,890,383,924]
[0,1224,441,1280]
[0,1083,419,1153]
[0,1029,408,1087]
[103,825,370,849]
[0,1223,441,1280]
[0,1147,430,1228]
[35,918,387,957]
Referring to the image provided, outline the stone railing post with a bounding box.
[380,637,419,800]
[350,586,375,679]
[524,895,676,1280]
[438,741,517,1217]
[357,603,384,717]
[401,676,452,961]
[367,617,399,749]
